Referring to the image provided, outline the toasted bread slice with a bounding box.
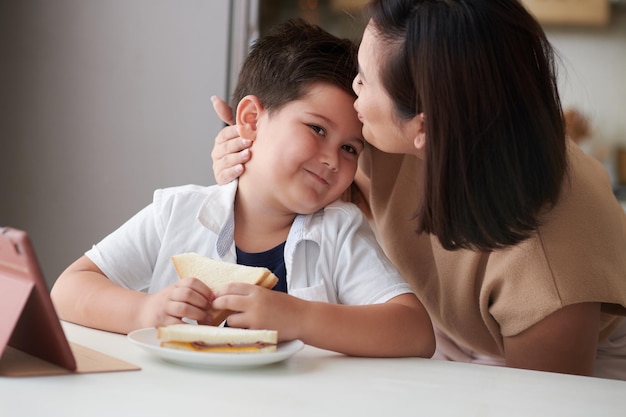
[171,253,279,325]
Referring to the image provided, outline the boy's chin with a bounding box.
[295,200,342,215]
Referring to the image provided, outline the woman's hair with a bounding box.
[231,18,357,114]
[366,0,567,251]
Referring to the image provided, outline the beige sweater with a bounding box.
[360,140,626,357]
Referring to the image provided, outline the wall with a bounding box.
[546,5,626,181]
[1,1,624,286]
[0,0,231,285]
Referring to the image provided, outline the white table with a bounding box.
[1,322,625,417]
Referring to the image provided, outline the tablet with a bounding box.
[0,227,77,371]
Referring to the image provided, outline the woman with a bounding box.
[212,0,626,379]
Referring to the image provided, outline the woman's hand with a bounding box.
[138,277,217,328]
[210,96,253,185]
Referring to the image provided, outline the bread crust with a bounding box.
[171,253,278,325]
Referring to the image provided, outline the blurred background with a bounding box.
[1,0,625,286]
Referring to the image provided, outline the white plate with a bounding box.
[127,327,304,369]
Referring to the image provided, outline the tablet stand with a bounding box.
[0,227,140,376]
[0,275,35,360]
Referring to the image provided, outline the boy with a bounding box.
[51,19,434,358]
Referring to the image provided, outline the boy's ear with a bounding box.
[235,95,264,140]
[413,113,426,151]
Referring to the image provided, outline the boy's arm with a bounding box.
[298,293,435,358]
[51,255,215,334]
[214,285,435,358]
[51,256,149,334]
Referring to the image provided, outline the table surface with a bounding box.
[1,322,625,417]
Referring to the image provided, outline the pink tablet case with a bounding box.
[0,227,76,370]
[0,227,139,376]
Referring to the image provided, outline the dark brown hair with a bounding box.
[231,18,357,114]
[366,0,567,251]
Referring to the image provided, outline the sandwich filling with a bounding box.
[160,341,275,353]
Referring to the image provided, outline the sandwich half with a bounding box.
[171,252,279,326]
[157,324,278,353]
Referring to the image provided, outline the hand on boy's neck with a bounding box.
[211,95,235,126]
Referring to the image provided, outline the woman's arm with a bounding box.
[503,302,601,376]
[51,256,216,334]
[213,284,435,358]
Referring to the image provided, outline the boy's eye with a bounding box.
[310,125,326,136]
[342,144,358,155]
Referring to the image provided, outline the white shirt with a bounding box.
[86,181,413,305]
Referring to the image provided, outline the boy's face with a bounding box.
[241,83,364,215]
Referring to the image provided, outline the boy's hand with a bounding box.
[139,277,217,328]
[210,96,253,185]
[213,283,304,341]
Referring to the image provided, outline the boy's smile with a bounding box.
[304,167,331,185]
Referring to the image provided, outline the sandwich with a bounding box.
[171,252,279,326]
[157,324,278,353]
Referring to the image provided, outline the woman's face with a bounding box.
[352,22,423,157]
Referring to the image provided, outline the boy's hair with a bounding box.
[231,18,357,113]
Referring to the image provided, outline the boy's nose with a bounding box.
[320,149,339,172]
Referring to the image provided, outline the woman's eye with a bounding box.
[310,125,326,136]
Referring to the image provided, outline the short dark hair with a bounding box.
[231,18,357,114]
[366,0,567,251]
